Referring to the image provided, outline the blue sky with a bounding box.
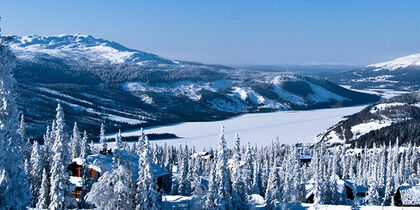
[1,0,420,65]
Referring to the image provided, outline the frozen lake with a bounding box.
[107,105,367,150]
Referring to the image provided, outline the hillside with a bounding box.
[316,92,420,147]
[327,53,420,91]
[8,34,380,139]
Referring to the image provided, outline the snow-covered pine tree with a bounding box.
[204,163,217,209]
[0,38,32,209]
[79,164,95,209]
[36,169,50,209]
[70,122,81,159]
[178,144,191,195]
[136,137,161,210]
[29,140,44,206]
[80,130,90,159]
[191,157,204,198]
[231,133,248,210]
[114,164,136,209]
[243,142,254,194]
[85,168,117,209]
[49,123,76,209]
[54,103,72,166]
[214,126,232,210]
[251,155,261,195]
[366,151,381,205]
[18,114,32,162]
[265,161,281,210]
[99,123,107,153]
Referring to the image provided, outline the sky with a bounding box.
[1,0,420,66]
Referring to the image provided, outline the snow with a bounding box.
[248,194,266,209]
[123,80,236,101]
[398,184,420,206]
[350,120,393,140]
[9,34,176,65]
[69,176,82,188]
[76,150,169,179]
[351,75,398,84]
[368,53,420,71]
[102,113,145,125]
[340,86,411,99]
[37,87,93,106]
[106,105,366,150]
[370,102,407,113]
[307,83,348,103]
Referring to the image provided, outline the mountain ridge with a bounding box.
[7,34,380,140]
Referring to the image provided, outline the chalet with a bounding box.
[191,151,214,161]
[305,178,367,203]
[298,154,312,166]
[394,184,420,206]
[343,178,367,199]
[67,149,170,201]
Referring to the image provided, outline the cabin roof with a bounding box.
[344,178,367,194]
[72,149,169,180]
[398,184,420,206]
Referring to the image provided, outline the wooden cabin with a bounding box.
[67,149,170,201]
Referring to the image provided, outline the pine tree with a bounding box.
[80,130,90,159]
[49,108,76,209]
[18,114,31,161]
[244,142,254,194]
[36,169,50,209]
[204,164,217,209]
[100,123,107,152]
[265,162,280,210]
[70,122,81,158]
[214,126,232,210]
[136,137,161,210]
[178,145,191,195]
[0,41,32,209]
[231,133,248,210]
[79,164,95,209]
[86,150,136,209]
[30,140,44,205]
[251,157,261,195]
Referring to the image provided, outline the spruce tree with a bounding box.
[99,123,107,152]
[265,162,280,210]
[214,126,232,210]
[70,122,81,158]
[231,133,248,210]
[30,140,44,205]
[36,169,50,209]
[0,39,32,209]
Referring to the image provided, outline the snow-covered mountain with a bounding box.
[7,34,379,139]
[10,34,176,65]
[367,53,420,71]
[327,53,420,91]
[316,92,420,147]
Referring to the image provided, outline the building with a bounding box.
[67,149,170,200]
[394,184,420,206]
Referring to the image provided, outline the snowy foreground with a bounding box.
[162,195,419,210]
[106,106,366,149]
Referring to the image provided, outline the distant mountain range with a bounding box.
[316,92,420,147]
[234,64,360,76]
[7,34,379,139]
[327,53,420,91]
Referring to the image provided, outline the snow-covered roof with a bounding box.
[398,184,420,206]
[344,178,367,194]
[71,150,169,180]
[69,176,83,188]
